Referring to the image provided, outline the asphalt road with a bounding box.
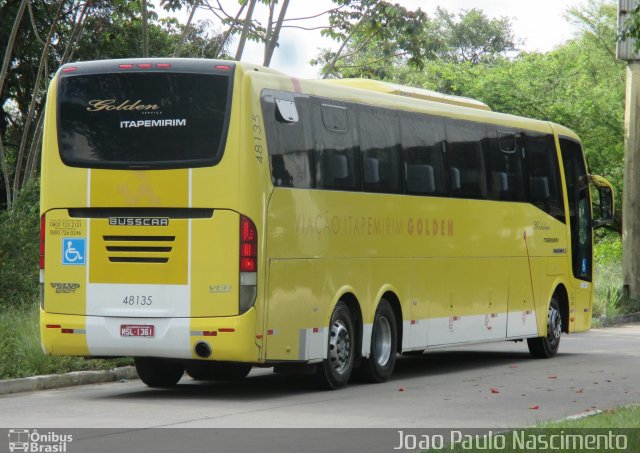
[1,324,639,430]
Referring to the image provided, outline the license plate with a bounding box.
[120,324,154,337]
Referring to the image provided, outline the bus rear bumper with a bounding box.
[40,309,260,363]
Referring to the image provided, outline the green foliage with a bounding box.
[593,233,623,319]
[0,303,131,379]
[432,7,517,64]
[0,179,39,307]
[313,0,432,78]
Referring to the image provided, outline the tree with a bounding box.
[431,7,517,64]
[312,1,431,79]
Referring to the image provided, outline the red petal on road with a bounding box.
[509,365,518,368]
[548,375,557,379]
[529,405,540,410]
[490,388,500,394]
[576,389,584,394]
[398,387,405,392]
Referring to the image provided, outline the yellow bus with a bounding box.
[39,59,613,389]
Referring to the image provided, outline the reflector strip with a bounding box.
[60,328,85,334]
[156,63,171,68]
[138,63,153,69]
[218,328,235,333]
[215,65,231,71]
[312,328,319,333]
[46,324,61,329]
[256,334,263,339]
[62,67,77,73]
[190,330,217,336]
[119,64,134,69]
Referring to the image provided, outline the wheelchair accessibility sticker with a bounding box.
[62,238,86,265]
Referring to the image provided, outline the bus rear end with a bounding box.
[39,59,260,386]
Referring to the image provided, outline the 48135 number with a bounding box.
[122,295,153,306]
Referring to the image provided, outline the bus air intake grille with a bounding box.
[103,235,175,264]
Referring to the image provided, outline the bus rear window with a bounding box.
[57,72,232,169]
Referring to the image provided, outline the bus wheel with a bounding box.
[360,300,397,383]
[527,296,562,358]
[314,302,355,390]
[186,362,251,381]
[134,357,184,388]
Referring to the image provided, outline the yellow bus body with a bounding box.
[40,59,609,381]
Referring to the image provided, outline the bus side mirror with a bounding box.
[594,186,613,229]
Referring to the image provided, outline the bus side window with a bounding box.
[314,100,361,191]
[445,119,488,199]
[487,130,524,201]
[262,92,315,189]
[400,112,446,196]
[524,133,565,222]
[358,106,402,194]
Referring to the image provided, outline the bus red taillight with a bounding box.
[39,214,46,270]
[240,216,257,272]
[39,214,46,309]
[239,216,257,313]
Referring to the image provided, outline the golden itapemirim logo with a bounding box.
[86,99,160,112]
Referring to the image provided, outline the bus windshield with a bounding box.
[57,71,232,169]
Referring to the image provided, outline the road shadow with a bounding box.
[99,341,582,403]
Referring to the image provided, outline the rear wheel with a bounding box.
[134,357,184,388]
[360,300,397,383]
[314,302,356,390]
[527,296,562,358]
[185,362,252,381]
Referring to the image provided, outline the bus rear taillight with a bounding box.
[239,216,257,313]
[39,214,46,309]
[39,214,46,270]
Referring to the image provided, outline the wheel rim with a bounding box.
[547,304,562,347]
[373,315,392,367]
[329,319,351,375]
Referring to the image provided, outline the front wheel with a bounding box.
[134,357,184,388]
[360,300,397,382]
[314,302,356,390]
[527,296,562,358]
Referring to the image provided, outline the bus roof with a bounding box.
[321,78,491,111]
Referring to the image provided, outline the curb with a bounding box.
[0,366,138,396]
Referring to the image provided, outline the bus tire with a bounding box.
[186,362,251,381]
[134,357,184,388]
[360,300,397,383]
[527,296,562,358]
[314,301,356,390]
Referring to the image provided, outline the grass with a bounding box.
[0,302,131,380]
[440,405,640,452]
[536,405,640,429]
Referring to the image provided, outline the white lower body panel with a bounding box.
[86,316,192,359]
